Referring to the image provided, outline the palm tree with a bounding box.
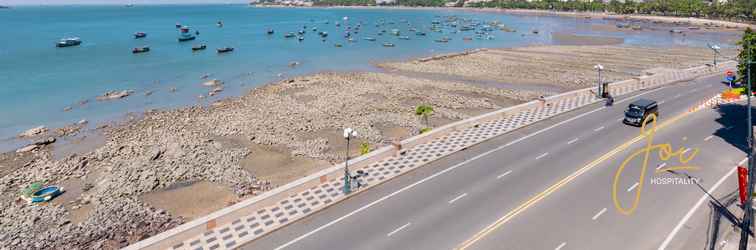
[415,104,434,128]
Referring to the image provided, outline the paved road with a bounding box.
[241,74,744,250]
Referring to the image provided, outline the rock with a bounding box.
[19,126,47,137]
[149,147,165,161]
[16,144,40,153]
[33,137,56,146]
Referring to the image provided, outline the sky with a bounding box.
[1,0,247,5]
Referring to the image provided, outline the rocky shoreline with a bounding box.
[0,44,734,249]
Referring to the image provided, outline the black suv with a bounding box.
[623,99,659,126]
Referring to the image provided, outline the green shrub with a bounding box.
[22,182,43,197]
[359,142,370,155]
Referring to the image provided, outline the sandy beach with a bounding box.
[0,31,741,250]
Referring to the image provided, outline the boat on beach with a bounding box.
[132,46,150,54]
[134,32,147,39]
[56,37,82,48]
[192,44,207,51]
[217,47,234,53]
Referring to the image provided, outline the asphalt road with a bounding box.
[241,74,745,250]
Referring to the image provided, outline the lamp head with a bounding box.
[594,64,604,70]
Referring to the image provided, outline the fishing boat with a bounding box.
[134,32,147,39]
[416,31,427,36]
[298,36,304,41]
[390,29,400,36]
[267,28,275,35]
[319,31,328,37]
[178,26,196,42]
[298,30,306,35]
[192,44,207,51]
[217,20,224,27]
[132,46,150,54]
[434,37,451,43]
[284,32,296,38]
[532,29,539,34]
[398,36,410,40]
[56,37,82,47]
[363,37,376,41]
[217,47,234,53]
[24,186,64,203]
[382,42,395,47]
[176,23,182,28]
[334,43,343,47]
[463,37,472,41]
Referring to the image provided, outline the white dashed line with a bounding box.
[592,208,608,220]
[387,223,411,237]
[657,162,667,170]
[659,100,666,105]
[535,153,549,160]
[594,126,605,132]
[497,170,513,179]
[674,94,682,99]
[704,135,714,141]
[627,182,639,192]
[567,138,579,145]
[448,193,468,204]
[555,242,567,250]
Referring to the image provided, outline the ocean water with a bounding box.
[0,5,738,149]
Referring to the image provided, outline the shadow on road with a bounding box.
[714,103,756,154]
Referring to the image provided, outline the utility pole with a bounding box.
[741,53,754,250]
[343,128,357,194]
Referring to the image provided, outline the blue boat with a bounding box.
[178,26,196,42]
[27,186,64,203]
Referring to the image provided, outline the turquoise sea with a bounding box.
[0,4,738,150]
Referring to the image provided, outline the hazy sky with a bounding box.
[1,0,247,5]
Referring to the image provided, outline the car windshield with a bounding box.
[626,106,644,117]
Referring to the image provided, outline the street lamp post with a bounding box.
[594,64,604,98]
[711,44,721,66]
[741,58,754,250]
[343,127,357,194]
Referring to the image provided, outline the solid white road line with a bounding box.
[555,242,567,250]
[567,138,579,145]
[627,182,639,192]
[387,223,411,237]
[449,193,468,204]
[704,135,714,141]
[657,158,745,250]
[272,86,672,250]
[497,171,512,179]
[594,126,605,132]
[535,153,549,160]
[592,208,607,221]
[656,162,667,170]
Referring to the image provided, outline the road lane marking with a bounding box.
[535,153,549,160]
[458,105,697,250]
[497,171,512,179]
[659,100,666,105]
[272,86,673,250]
[555,242,567,250]
[592,208,607,220]
[449,193,468,204]
[704,135,713,141]
[658,159,744,250]
[567,138,579,145]
[656,163,667,170]
[674,94,682,99]
[387,223,411,237]
[627,182,639,192]
[594,126,605,132]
